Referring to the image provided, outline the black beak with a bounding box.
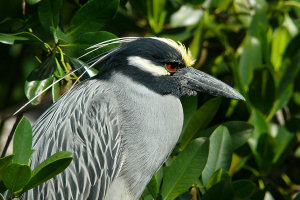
[176,67,245,100]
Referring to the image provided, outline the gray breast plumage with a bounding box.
[26,72,183,200]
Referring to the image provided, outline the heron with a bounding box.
[25,37,244,200]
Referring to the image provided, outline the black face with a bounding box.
[97,38,245,100]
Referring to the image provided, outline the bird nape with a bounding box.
[25,37,244,200]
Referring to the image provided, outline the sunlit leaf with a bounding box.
[161,138,209,200]
[2,163,31,193]
[24,151,73,191]
[202,126,232,186]
[25,77,53,105]
[12,117,33,165]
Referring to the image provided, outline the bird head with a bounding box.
[98,37,245,100]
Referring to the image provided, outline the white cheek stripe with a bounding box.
[127,56,170,76]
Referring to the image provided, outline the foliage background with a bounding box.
[0,0,300,199]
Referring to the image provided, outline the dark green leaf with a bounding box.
[248,67,275,115]
[179,98,222,150]
[256,133,276,173]
[161,138,209,200]
[294,193,300,200]
[25,77,53,105]
[64,31,117,59]
[180,96,197,135]
[202,126,232,186]
[12,117,32,165]
[68,0,119,36]
[0,32,43,45]
[2,163,31,193]
[0,155,14,181]
[38,0,63,32]
[202,179,234,200]
[146,168,163,199]
[0,181,7,194]
[27,56,56,81]
[24,151,73,191]
[272,126,294,164]
[196,121,254,151]
[232,179,256,199]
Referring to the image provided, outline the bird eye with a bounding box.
[165,62,178,72]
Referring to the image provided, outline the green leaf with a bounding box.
[271,26,291,71]
[248,67,275,115]
[248,109,268,150]
[272,125,294,164]
[202,179,234,200]
[180,96,197,135]
[38,0,63,32]
[68,0,119,36]
[146,168,163,199]
[161,138,209,200]
[27,55,56,81]
[2,163,31,193]
[25,77,53,105]
[0,181,7,194]
[0,155,14,181]
[24,151,73,191]
[179,98,222,150]
[206,168,222,189]
[12,117,32,165]
[0,32,43,45]
[64,31,117,59]
[26,0,41,5]
[196,121,254,151]
[238,35,262,87]
[232,179,256,199]
[256,133,276,173]
[202,126,232,186]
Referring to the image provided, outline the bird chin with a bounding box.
[181,87,197,97]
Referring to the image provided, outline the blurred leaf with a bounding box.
[38,0,63,32]
[202,179,234,200]
[196,121,254,151]
[248,67,275,115]
[206,168,222,189]
[202,126,232,186]
[272,125,294,164]
[179,98,221,150]
[26,0,41,5]
[232,179,256,199]
[294,193,300,200]
[233,0,253,27]
[238,35,262,87]
[12,117,33,165]
[64,31,116,59]
[170,5,203,28]
[256,133,276,173]
[68,0,119,36]
[0,193,4,200]
[161,138,209,200]
[2,163,31,193]
[271,26,291,71]
[0,155,14,181]
[180,96,197,136]
[25,77,53,105]
[24,151,73,191]
[189,20,204,61]
[147,0,167,33]
[0,32,43,45]
[147,168,163,199]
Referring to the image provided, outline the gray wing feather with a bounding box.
[25,80,123,200]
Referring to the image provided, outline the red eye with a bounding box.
[166,63,178,72]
